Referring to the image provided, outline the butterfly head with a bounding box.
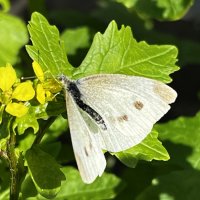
[57,74,72,89]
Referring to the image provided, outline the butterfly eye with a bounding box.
[57,75,71,86]
[57,74,65,81]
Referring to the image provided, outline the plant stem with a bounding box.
[6,120,25,200]
[5,116,57,199]
[7,129,19,200]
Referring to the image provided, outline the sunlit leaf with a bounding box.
[0,0,10,12]
[115,130,169,168]
[12,104,46,135]
[74,21,179,83]
[26,12,73,77]
[0,13,28,65]
[55,167,124,199]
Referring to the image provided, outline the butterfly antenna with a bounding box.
[21,76,36,81]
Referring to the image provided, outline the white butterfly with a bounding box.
[59,74,177,183]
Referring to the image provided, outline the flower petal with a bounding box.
[45,91,53,101]
[0,63,17,91]
[32,61,44,82]
[6,103,28,117]
[36,84,45,104]
[12,81,35,101]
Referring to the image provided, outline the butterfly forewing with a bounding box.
[76,74,177,152]
[65,92,106,183]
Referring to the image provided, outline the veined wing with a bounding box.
[66,92,106,183]
[76,74,177,152]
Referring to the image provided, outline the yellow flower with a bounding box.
[5,102,28,118]
[32,61,44,82]
[36,84,45,104]
[0,63,16,92]
[12,82,35,101]
[0,64,35,118]
[32,61,62,104]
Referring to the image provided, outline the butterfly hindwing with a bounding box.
[76,74,177,152]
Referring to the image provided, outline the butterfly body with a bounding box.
[59,74,177,183]
[59,75,107,130]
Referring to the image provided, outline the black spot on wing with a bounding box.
[84,146,89,157]
[117,115,128,122]
[134,101,144,110]
[84,142,93,157]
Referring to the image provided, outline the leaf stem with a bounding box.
[32,116,57,147]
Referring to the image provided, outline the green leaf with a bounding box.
[0,12,28,65]
[155,112,200,170]
[20,174,38,199]
[61,27,90,55]
[18,133,35,153]
[56,167,124,199]
[115,130,169,168]
[12,100,66,135]
[45,100,66,117]
[0,0,10,12]
[56,144,75,164]
[74,21,179,83]
[116,0,138,8]
[12,105,40,135]
[26,12,73,77]
[26,13,178,82]
[0,138,7,151]
[117,0,194,21]
[135,0,194,21]
[40,142,61,158]
[25,146,66,199]
[20,167,124,199]
[156,0,194,20]
[136,170,200,200]
[0,188,9,200]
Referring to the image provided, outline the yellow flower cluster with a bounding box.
[0,62,62,121]
[32,61,62,104]
[0,64,35,118]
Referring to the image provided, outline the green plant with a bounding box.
[0,11,179,199]
[1,0,199,199]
